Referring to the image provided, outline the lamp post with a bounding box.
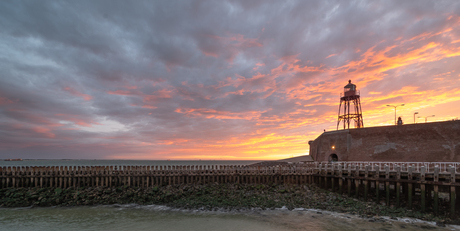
[418,115,435,123]
[387,104,405,125]
[414,112,419,123]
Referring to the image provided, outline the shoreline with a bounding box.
[0,183,457,226]
[2,203,453,231]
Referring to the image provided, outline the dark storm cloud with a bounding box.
[1,0,460,159]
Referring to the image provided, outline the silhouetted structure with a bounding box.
[397,117,403,125]
[337,80,364,130]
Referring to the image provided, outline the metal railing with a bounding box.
[319,161,460,173]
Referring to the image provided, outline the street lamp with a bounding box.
[418,115,435,123]
[387,104,405,125]
[414,112,419,123]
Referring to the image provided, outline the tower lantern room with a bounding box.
[343,80,356,96]
[337,80,364,130]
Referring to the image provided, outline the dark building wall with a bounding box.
[309,120,460,162]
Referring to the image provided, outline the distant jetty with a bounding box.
[3,159,22,161]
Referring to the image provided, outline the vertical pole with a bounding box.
[347,164,352,196]
[339,164,343,195]
[347,101,350,129]
[450,166,456,217]
[12,167,16,188]
[96,171,99,187]
[375,165,380,203]
[337,99,342,130]
[319,164,322,189]
[62,167,66,188]
[40,168,43,188]
[54,167,59,187]
[109,166,113,188]
[408,165,413,209]
[358,97,363,127]
[364,165,369,201]
[324,172,328,190]
[331,176,335,192]
[71,167,77,188]
[128,166,131,187]
[434,166,439,214]
[6,167,11,188]
[396,165,401,207]
[331,164,335,192]
[355,165,359,198]
[385,165,390,206]
[322,164,327,189]
[420,166,426,212]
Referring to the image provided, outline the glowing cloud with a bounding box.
[1,1,460,160]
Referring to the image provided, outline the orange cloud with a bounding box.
[175,108,266,120]
[143,89,174,102]
[141,105,158,109]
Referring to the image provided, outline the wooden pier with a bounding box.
[315,162,460,217]
[1,162,459,216]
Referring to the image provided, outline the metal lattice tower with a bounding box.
[337,80,364,130]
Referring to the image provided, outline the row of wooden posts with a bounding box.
[1,162,459,216]
[314,163,459,217]
[0,164,315,189]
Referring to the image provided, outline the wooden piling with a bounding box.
[384,165,390,206]
[348,164,352,196]
[355,165,359,198]
[375,165,380,203]
[433,165,439,214]
[364,165,369,201]
[396,165,401,207]
[331,166,335,192]
[338,164,343,194]
[420,166,426,211]
[408,165,413,209]
[450,166,456,217]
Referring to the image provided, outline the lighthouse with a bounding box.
[337,80,364,130]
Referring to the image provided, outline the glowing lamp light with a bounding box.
[332,146,335,150]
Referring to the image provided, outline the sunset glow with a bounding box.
[1,1,460,160]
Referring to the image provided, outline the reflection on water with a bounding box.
[0,205,454,231]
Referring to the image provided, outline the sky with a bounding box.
[1,0,460,160]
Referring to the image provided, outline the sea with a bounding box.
[0,160,457,230]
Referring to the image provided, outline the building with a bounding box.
[308,120,460,162]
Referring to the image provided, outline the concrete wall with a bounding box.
[309,120,460,162]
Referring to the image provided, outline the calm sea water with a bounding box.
[0,205,453,231]
[0,160,260,167]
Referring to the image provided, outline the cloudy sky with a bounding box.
[1,0,460,160]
